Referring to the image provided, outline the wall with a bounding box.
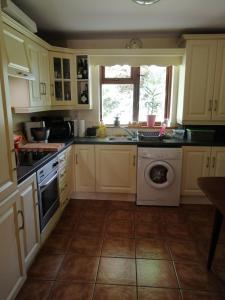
[66,35,179,49]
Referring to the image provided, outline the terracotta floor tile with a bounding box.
[53,218,76,234]
[161,211,187,225]
[16,279,53,300]
[213,264,225,286]
[28,253,64,280]
[135,210,161,223]
[138,287,181,300]
[182,290,225,300]
[137,259,178,288]
[108,201,136,210]
[68,235,102,256]
[93,284,137,300]
[85,200,109,209]
[102,237,135,258]
[136,238,171,259]
[190,225,212,241]
[105,220,134,238]
[168,240,202,262]
[76,219,105,237]
[67,199,86,209]
[135,222,162,238]
[49,282,94,300]
[97,257,136,285]
[107,209,134,222]
[175,262,223,292]
[163,223,192,240]
[57,254,99,282]
[82,208,106,221]
[41,234,71,254]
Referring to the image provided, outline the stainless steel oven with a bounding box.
[37,156,59,231]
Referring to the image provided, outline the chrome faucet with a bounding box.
[120,127,139,140]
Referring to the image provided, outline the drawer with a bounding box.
[59,180,68,195]
[59,166,67,182]
[60,187,70,211]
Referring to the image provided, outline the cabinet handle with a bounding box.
[208,100,213,111]
[12,167,17,171]
[214,100,218,112]
[51,84,55,96]
[206,156,210,168]
[18,210,24,230]
[40,82,43,95]
[212,156,216,169]
[44,83,47,95]
[133,155,136,167]
[76,154,78,164]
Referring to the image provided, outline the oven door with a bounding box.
[38,169,59,231]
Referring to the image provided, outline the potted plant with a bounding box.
[144,86,161,127]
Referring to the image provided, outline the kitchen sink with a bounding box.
[105,136,134,142]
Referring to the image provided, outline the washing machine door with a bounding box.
[144,161,175,189]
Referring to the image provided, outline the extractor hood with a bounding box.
[1,0,37,33]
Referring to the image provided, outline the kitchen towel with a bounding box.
[78,120,86,137]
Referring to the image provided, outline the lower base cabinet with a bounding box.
[182,146,225,196]
[0,191,26,300]
[18,174,40,270]
[74,144,137,194]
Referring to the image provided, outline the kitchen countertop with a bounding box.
[16,136,225,184]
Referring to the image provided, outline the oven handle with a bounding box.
[39,171,58,189]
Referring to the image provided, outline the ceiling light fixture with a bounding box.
[132,0,160,5]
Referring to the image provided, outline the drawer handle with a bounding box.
[18,210,24,230]
[212,156,216,169]
[76,154,78,164]
[208,100,213,111]
[214,100,218,112]
[133,155,136,167]
[206,156,210,168]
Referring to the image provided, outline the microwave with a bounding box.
[47,120,77,140]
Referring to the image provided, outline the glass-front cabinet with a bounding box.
[75,55,92,109]
[49,52,76,107]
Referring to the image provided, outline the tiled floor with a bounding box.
[16,200,225,300]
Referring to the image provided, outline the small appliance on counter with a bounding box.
[25,121,50,143]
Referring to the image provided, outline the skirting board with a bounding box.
[71,192,136,202]
[181,195,211,205]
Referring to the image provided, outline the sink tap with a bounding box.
[120,127,139,140]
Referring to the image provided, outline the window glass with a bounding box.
[101,84,133,124]
[105,65,131,78]
[139,65,167,122]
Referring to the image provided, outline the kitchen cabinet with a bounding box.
[0,20,17,202]
[0,191,26,300]
[181,146,225,196]
[27,41,51,108]
[49,51,76,107]
[177,37,225,124]
[58,146,73,210]
[18,174,40,270]
[74,145,95,192]
[3,23,31,78]
[95,145,137,193]
[75,55,92,109]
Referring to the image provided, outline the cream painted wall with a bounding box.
[66,36,179,49]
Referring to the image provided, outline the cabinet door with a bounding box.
[27,43,42,106]
[0,23,17,202]
[95,145,137,193]
[39,49,51,106]
[18,174,40,270]
[3,24,31,76]
[210,147,225,176]
[50,52,76,106]
[183,40,217,121]
[74,145,95,192]
[0,191,26,300]
[212,40,225,121]
[181,147,211,196]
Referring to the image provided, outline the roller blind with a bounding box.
[89,51,183,66]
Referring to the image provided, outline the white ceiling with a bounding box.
[12,0,225,35]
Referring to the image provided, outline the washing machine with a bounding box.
[137,147,182,206]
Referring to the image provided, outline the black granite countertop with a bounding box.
[17,136,225,184]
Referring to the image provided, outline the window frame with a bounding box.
[100,65,172,124]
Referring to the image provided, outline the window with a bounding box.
[100,65,172,125]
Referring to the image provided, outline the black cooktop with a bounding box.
[18,151,53,167]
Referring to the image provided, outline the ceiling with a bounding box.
[12,0,225,37]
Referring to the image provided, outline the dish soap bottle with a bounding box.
[97,120,106,138]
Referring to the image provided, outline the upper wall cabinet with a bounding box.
[177,37,225,124]
[75,55,92,109]
[49,51,76,108]
[27,41,51,108]
[3,24,32,79]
